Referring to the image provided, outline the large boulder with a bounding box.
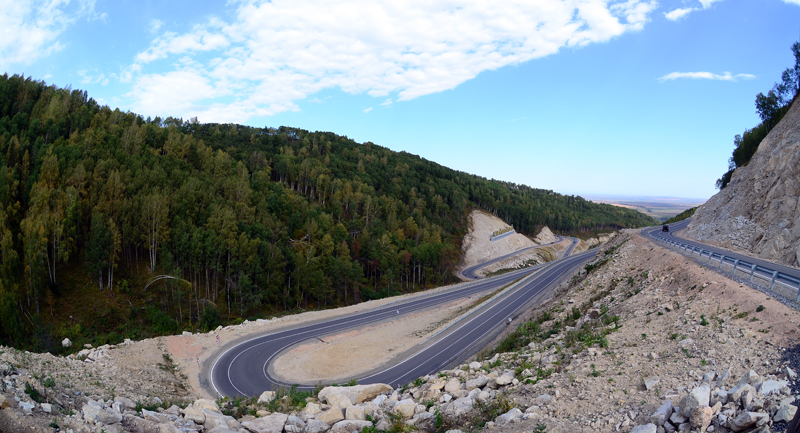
[729,411,769,432]
[284,415,305,433]
[193,399,221,412]
[690,406,713,430]
[158,423,184,433]
[444,397,473,418]
[142,409,169,423]
[318,407,345,425]
[318,384,393,406]
[182,405,206,424]
[466,375,489,390]
[444,378,461,394]
[775,404,798,423]
[303,402,322,417]
[345,405,366,420]
[330,419,373,433]
[114,396,136,410]
[393,399,417,419]
[494,408,523,426]
[495,371,514,386]
[257,391,276,404]
[649,400,672,426]
[202,409,241,431]
[82,403,123,425]
[305,419,331,433]
[241,413,288,433]
[679,385,710,417]
[759,379,788,396]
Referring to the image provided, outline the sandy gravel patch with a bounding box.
[270,297,479,384]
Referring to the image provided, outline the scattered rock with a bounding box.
[241,413,288,433]
[630,424,657,433]
[330,419,373,433]
[679,384,710,417]
[644,376,659,391]
[690,406,713,430]
[82,403,123,425]
[649,400,672,426]
[494,408,523,426]
[729,411,768,432]
[257,390,276,404]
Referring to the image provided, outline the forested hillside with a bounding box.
[0,74,655,352]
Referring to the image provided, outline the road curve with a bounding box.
[459,235,575,280]
[645,219,800,289]
[208,249,597,397]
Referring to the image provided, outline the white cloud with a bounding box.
[125,0,659,122]
[135,29,229,64]
[149,19,164,33]
[664,8,695,20]
[380,99,393,106]
[664,0,723,21]
[125,70,231,120]
[363,107,373,113]
[658,71,756,82]
[79,70,109,86]
[0,0,101,70]
[784,0,800,5]
[698,0,723,7]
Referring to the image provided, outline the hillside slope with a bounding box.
[0,74,656,352]
[687,97,800,267]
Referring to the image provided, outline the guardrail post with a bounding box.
[707,251,712,263]
[719,255,725,270]
[733,259,740,276]
[771,271,778,291]
[749,264,756,282]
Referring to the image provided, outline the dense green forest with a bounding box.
[716,39,800,189]
[0,74,656,352]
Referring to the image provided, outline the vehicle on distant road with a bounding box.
[662,224,669,232]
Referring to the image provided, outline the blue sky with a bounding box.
[2,0,799,200]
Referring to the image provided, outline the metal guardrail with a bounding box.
[642,227,800,303]
[490,230,516,242]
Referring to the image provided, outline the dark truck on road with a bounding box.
[662,224,669,232]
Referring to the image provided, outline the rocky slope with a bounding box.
[686,97,800,267]
[458,210,547,270]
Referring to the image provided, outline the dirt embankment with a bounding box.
[476,230,800,433]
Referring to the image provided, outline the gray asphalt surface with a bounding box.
[208,249,597,397]
[645,219,800,288]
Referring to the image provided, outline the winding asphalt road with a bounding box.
[644,219,800,289]
[207,247,597,397]
[459,235,578,280]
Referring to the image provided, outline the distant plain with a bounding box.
[583,195,706,222]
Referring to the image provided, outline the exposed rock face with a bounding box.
[686,97,800,267]
[533,226,558,245]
